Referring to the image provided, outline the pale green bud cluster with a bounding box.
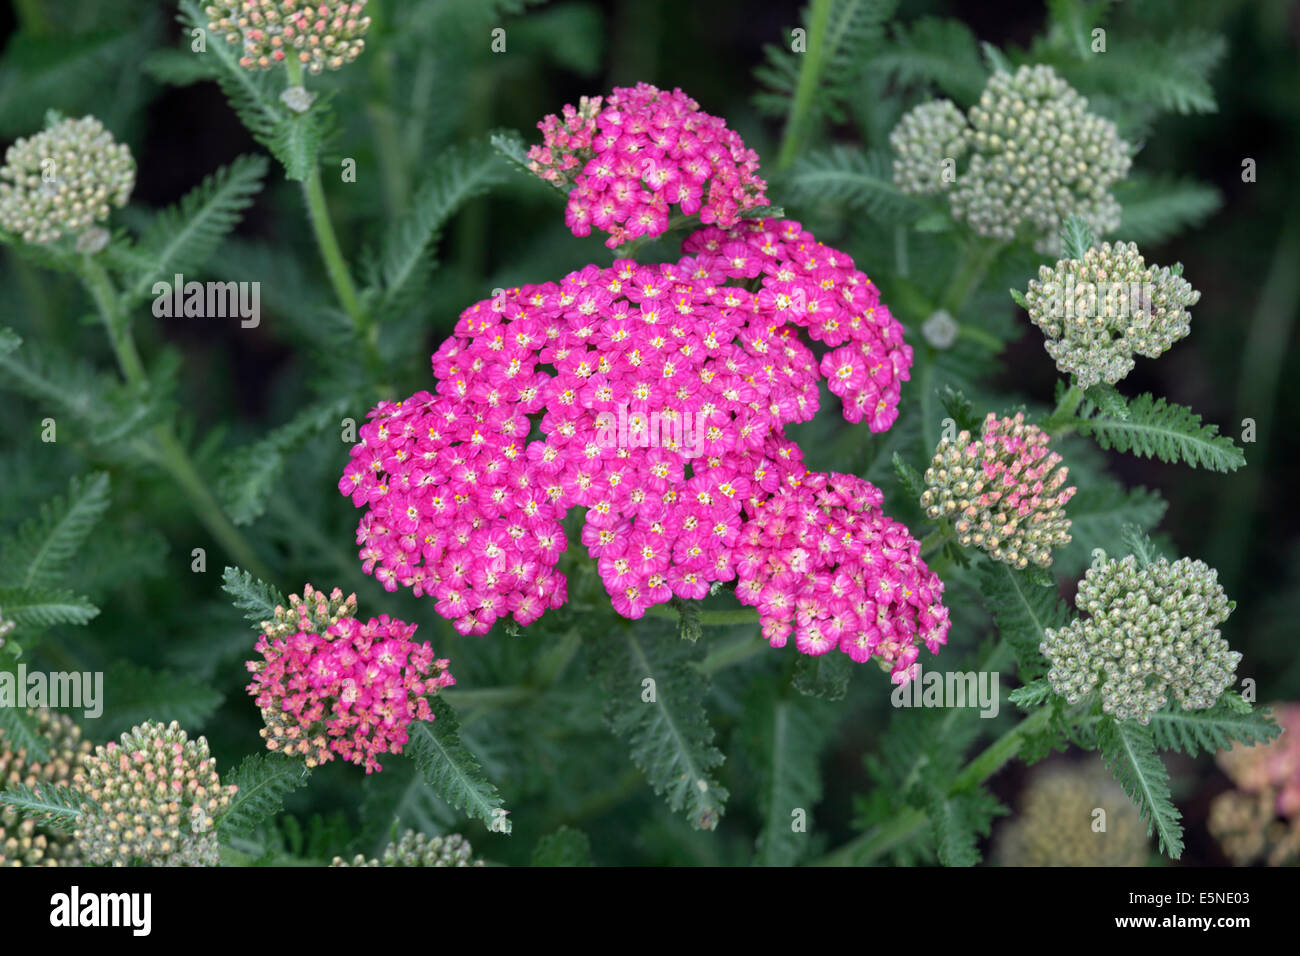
[73,721,236,867]
[260,582,357,641]
[331,829,482,867]
[0,116,135,245]
[995,763,1149,866]
[1,709,92,866]
[892,65,1131,251]
[1023,241,1200,387]
[1041,555,1240,724]
[889,99,968,195]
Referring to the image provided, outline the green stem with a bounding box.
[775,0,833,171]
[814,705,1054,866]
[698,635,768,675]
[1046,383,1085,436]
[958,323,1004,351]
[81,260,273,581]
[940,240,1003,315]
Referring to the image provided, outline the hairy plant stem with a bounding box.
[941,239,1004,315]
[81,257,273,581]
[814,705,1054,866]
[1046,382,1085,436]
[775,0,832,171]
[284,58,384,389]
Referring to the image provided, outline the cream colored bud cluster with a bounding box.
[889,99,969,195]
[1041,555,1241,724]
[920,412,1075,569]
[1,709,92,866]
[892,65,1131,251]
[72,721,236,867]
[994,763,1149,866]
[330,829,483,867]
[0,116,134,245]
[206,1,371,74]
[1023,241,1200,387]
[259,582,357,641]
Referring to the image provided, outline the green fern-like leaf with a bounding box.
[922,784,1004,867]
[594,622,728,830]
[1060,213,1097,261]
[791,651,852,701]
[125,155,269,302]
[0,472,110,588]
[373,143,505,315]
[1114,174,1221,245]
[873,17,988,104]
[0,587,99,630]
[1146,698,1280,757]
[0,782,92,832]
[1097,716,1184,858]
[784,146,915,222]
[741,686,834,865]
[974,563,1067,681]
[221,566,287,626]
[0,707,50,764]
[1100,32,1226,115]
[217,753,313,839]
[490,128,563,193]
[1076,392,1245,472]
[1008,678,1053,710]
[407,698,511,833]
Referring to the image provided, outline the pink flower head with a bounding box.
[338,219,913,639]
[732,471,949,680]
[527,83,769,248]
[245,585,454,773]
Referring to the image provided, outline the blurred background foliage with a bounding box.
[0,0,1296,865]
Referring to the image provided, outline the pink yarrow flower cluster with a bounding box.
[733,472,949,681]
[338,218,918,662]
[527,83,768,248]
[245,585,454,773]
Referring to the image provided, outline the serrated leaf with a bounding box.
[791,652,851,701]
[1119,523,1166,568]
[490,127,564,193]
[1008,679,1053,709]
[874,17,987,104]
[892,452,926,503]
[1097,716,1184,858]
[923,784,1003,867]
[594,623,728,829]
[126,155,269,301]
[1077,392,1245,472]
[0,782,91,832]
[1146,700,1280,757]
[1060,214,1096,261]
[974,564,1066,681]
[784,146,915,222]
[221,566,287,626]
[0,472,110,588]
[217,753,313,839]
[1114,174,1221,245]
[407,698,510,833]
[0,587,99,630]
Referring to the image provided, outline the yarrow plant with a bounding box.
[891,64,1131,251]
[245,584,454,773]
[0,0,1284,870]
[73,721,236,867]
[921,412,1075,569]
[0,115,134,248]
[1210,703,1300,866]
[527,83,768,248]
[1040,554,1241,723]
[1022,241,1201,388]
[205,1,372,73]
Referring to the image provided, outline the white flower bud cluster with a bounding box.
[331,829,483,867]
[206,1,372,74]
[1022,241,1200,387]
[891,66,1131,252]
[0,116,135,245]
[73,721,236,867]
[889,99,968,195]
[1041,555,1241,724]
[1,709,92,867]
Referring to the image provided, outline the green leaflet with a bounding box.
[407,698,512,834]
[1097,716,1184,858]
[218,753,313,840]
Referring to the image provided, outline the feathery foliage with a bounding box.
[1097,716,1184,858]
[407,698,512,834]
[1075,392,1246,472]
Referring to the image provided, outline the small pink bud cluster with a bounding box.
[339,218,912,644]
[1211,703,1300,866]
[921,412,1075,568]
[245,585,454,773]
[527,83,769,248]
[733,472,949,681]
[205,1,371,74]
